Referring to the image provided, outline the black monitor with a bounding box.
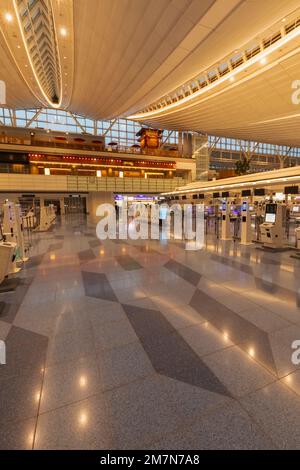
[254,188,265,196]
[222,191,230,198]
[213,192,220,198]
[182,195,187,200]
[265,203,277,223]
[241,189,252,197]
[192,194,198,200]
[198,194,205,200]
[285,186,299,195]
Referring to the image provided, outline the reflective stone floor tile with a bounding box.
[103,376,191,449]
[81,271,118,302]
[78,249,96,262]
[211,292,258,314]
[92,318,139,352]
[35,395,113,450]
[281,370,300,396]
[109,281,147,303]
[96,342,154,390]
[0,326,48,380]
[147,402,276,450]
[164,259,201,286]
[40,355,102,414]
[46,327,96,366]
[269,325,300,378]
[179,322,233,357]
[203,346,276,397]
[88,239,102,248]
[122,303,230,396]
[265,300,300,325]
[51,309,92,335]
[55,285,85,300]
[190,289,277,374]
[0,418,36,450]
[115,255,143,271]
[88,302,126,325]
[152,302,206,330]
[236,305,291,333]
[13,309,57,337]
[0,319,11,340]
[47,242,63,252]
[0,371,43,426]
[240,381,300,449]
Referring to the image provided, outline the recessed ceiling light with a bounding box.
[4,12,13,22]
[60,27,67,36]
[17,45,21,49]
[282,18,286,23]
[25,64,28,68]
[229,76,235,82]
[260,57,267,65]
[63,56,67,59]
[64,72,68,76]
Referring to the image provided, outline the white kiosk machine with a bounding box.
[240,201,253,245]
[260,203,285,249]
[0,242,16,285]
[221,201,231,240]
[295,226,300,250]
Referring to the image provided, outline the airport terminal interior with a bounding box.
[1,0,300,451]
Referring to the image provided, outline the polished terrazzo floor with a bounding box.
[1,214,300,449]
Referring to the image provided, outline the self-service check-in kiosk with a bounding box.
[0,242,16,285]
[3,201,27,257]
[295,227,300,250]
[221,201,231,240]
[260,203,285,249]
[240,201,253,245]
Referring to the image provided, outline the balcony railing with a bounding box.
[0,135,186,158]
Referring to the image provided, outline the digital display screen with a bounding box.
[285,186,299,195]
[242,202,248,212]
[254,188,265,196]
[293,206,300,213]
[265,213,276,223]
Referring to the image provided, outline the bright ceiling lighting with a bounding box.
[4,12,13,22]
[60,27,67,36]
[260,57,267,65]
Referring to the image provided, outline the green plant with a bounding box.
[235,157,250,175]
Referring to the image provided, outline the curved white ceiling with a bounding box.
[1,0,300,145]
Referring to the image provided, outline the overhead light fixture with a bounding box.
[119,171,124,178]
[96,170,102,177]
[260,57,267,65]
[44,168,50,176]
[4,12,13,22]
[60,27,67,36]
[17,44,21,49]
[229,76,235,82]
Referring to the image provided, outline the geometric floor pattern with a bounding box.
[0,213,300,449]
